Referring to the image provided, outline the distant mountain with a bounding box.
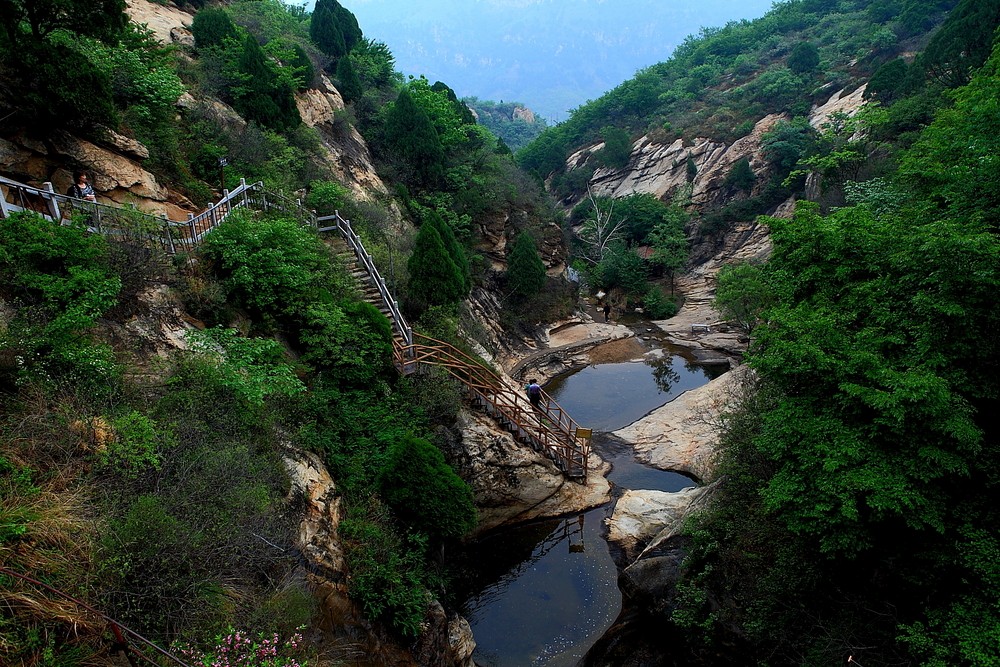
[340,0,774,121]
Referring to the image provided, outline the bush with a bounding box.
[644,286,679,320]
[378,435,476,541]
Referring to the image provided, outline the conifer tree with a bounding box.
[384,88,446,188]
[309,0,345,59]
[310,0,362,61]
[233,34,300,131]
[425,210,470,294]
[407,223,466,311]
[335,55,362,103]
[506,231,547,301]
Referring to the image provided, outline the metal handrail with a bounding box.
[318,211,412,347]
[394,333,590,479]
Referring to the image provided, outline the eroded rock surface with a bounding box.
[443,409,611,534]
[614,364,748,481]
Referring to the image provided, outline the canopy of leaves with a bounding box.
[378,435,476,541]
[406,222,466,312]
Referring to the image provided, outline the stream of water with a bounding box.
[456,335,728,666]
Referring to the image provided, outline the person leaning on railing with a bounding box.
[66,171,96,202]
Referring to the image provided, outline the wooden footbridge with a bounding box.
[1,175,591,479]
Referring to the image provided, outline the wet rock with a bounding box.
[413,601,476,667]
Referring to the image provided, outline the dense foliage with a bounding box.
[677,35,1000,667]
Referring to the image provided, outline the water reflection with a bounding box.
[545,353,724,433]
[457,509,622,667]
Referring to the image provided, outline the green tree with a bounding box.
[596,243,648,298]
[191,7,239,50]
[309,0,360,61]
[0,0,127,45]
[865,58,908,105]
[647,219,688,293]
[724,156,756,192]
[378,435,476,541]
[596,126,632,169]
[232,34,301,131]
[335,53,362,103]
[424,210,470,294]
[916,0,1000,87]
[713,261,775,337]
[383,88,446,188]
[506,231,547,300]
[406,222,466,311]
[787,41,820,73]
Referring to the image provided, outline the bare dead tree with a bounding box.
[577,184,627,265]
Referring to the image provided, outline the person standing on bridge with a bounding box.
[66,171,96,202]
[526,378,543,410]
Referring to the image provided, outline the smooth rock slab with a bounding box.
[606,487,706,564]
[613,364,749,481]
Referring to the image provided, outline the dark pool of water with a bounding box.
[544,351,727,433]
[457,507,620,667]
[456,342,724,665]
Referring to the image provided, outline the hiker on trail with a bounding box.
[526,378,542,409]
[603,302,611,322]
[67,171,96,202]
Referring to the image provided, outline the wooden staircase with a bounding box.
[2,174,591,480]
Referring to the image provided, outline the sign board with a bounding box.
[576,428,593,439]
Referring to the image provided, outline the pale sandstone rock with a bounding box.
[283,448,346,576]
[809,84,868,131]
[125,0,193,45]
[606,487,709,563]
[99,127,150,160]
[50,131,168,202]
[579,113,787,210]
[452,409,611,534]
[293,76,389,199]
[613,365,750,481]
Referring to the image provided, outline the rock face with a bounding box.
[575,113,787,210]
[606,487,711,565]
[614,364,749,482]
[441,409,611,534]
[294,74,390,200]
[809,84,868,130]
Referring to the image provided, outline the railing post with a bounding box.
[42,182,60,220]
[0,184,12,219]
[187,212,196,246]
[162,214,175,254]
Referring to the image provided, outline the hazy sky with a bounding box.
[328,0,775,120]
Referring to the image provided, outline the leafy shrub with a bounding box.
[297,301,393,384]
[339,500,428,637]
[378,436,476,542]
[175,628,307,667]
[725,157,756,192]
[99,412,167,479]
[644,286,679,320]
[596,126,633,169]
[787,41,820,73]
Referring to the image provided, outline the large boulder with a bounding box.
[442,409,611,534]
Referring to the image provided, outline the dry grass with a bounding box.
[1,392,106,661]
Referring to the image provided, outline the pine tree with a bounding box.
[384,88,446,188]
[335,55,362,103]
[407,223,466,311]
[310,0,346,59]
[233,35,301,131]
[425,211,470,294]
[506,231,546,300]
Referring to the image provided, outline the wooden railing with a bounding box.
[394,333,590,480]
